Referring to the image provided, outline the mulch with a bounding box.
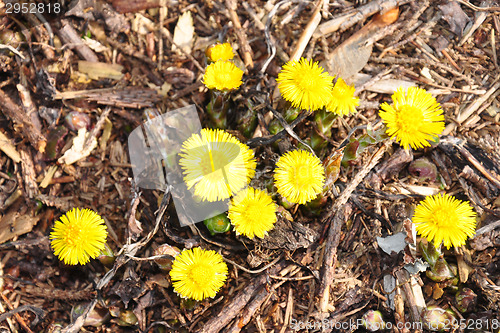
[0,0,499,332]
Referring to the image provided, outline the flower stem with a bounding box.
[207,90,230,129]
[311,109,337,153]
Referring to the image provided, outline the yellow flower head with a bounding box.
[274,150,325,204]
[379,87,445,149]
[206,43,234,62]
[413,193,477,249]
[203,60,243,91]
[228,187,277,239]
[50,208,108,265]
[326,78,359,116]
[276,58,334,111]
[170,247,228,301]
[179,128,256,202]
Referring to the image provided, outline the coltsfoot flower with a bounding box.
[413,193,477,249]
[276,58,333,111]
[228,187,277,239]
[50,208,108,265]
[274,150,325,204]
[203,60,243,91]
[206,43,234,62]
[179,128,256,202]
[379,87,445,149]
[325,78,359,116]
[170,247,228,301]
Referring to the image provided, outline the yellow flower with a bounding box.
[203,60,243,91]
[413,193,477,249]
[228,187,277,239]
[326,78,359,116]
[276,58,333,111]
[206,43,234,62]
[179,128,256,202]
[170,247,228,301]
[50,208,108,265]
[274,150,325,204]
[379,87,445,149]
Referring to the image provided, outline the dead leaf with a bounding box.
[354,73,416,94]
[439,1,469,37]
[457,249,474,283]
[377,233,407,255]
[322,7,400,81]
[78,61,124,80]
[172,11,194,54]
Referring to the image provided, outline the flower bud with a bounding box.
[46,323,63,333]
[361,310,385,331]
[181,298,198,310]
[84,307,110,327]
[204,213,231,235]
[97,243,115,267]
[421,305,456,331]
[236,101,258,138]
[65,111,91,131]
[455,288,477,313]
[116,310,138,326]
[153,244,181,271]
[71,304,109,327]
[409,158,438,183]
[268,119,283,136]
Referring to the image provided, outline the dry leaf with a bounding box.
[354,73,416,94]
[83,36,110,53]
[457,249,474,283]
[0,210,40,244]
[439,1,469,37]
[172,11,194,54]
[78,61,124,80]
[322,7,400,81]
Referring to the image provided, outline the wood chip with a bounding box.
[0,131,21,163]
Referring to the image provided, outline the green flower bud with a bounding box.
[268,119,283,136]
[284,106,301,122]
[97,243,115,267]
[116,310,138,326]
[181,298,198,310]
[204,213,231,235]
